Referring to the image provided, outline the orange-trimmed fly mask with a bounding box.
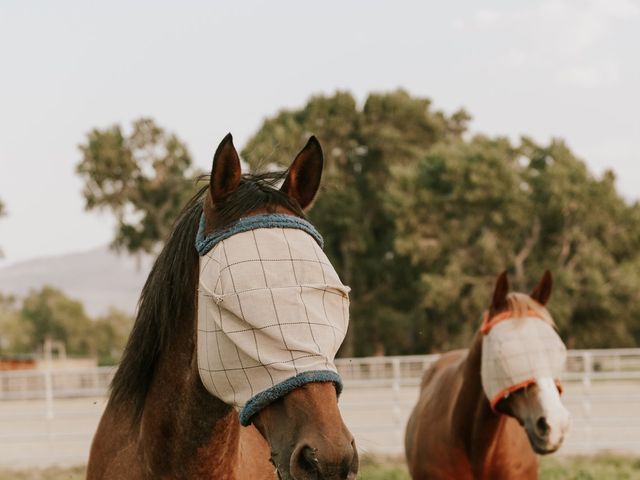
[480,309,566,411]
[195,213,349,425]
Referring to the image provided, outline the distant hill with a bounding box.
[0,246,154,317]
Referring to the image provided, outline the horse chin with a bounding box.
[525,429,564,455]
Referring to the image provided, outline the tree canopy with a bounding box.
[76,118,202,254]
[242,90,470,355]
[20,286,93,355]
[390,135,640,350]
[75,90,640,356]
[0,287,132,365]
[243,90,640,354]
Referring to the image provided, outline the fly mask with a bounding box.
[480,310,566,411]
[195,213,350,425]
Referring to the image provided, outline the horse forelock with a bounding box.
[205,171,306,233]
[505,292,555,328]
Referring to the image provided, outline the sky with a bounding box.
[0,0,638,266]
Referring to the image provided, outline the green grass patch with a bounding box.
[1,455,639,479]
[357,454,640,480]
[540,454,640,480]
[358,456,410,480]
[0,465,86,480]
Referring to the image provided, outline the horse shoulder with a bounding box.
[87,402,144,479]
[406,350,470,479]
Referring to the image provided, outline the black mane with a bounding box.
[109,172,304,422]
[211,171,305,230]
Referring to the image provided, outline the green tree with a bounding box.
[20,287,93,355]
[0,293,34,354]
[1,289,134,360]
[76,118,201,254]
[76,91,640,354]
[245,91,640,353]
[243,90,469,355]
[391,135,640,350]
[93,308,133,365]
[390,135,526,349]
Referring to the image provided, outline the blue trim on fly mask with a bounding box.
[239,370,343,426]
[196,213,324,256]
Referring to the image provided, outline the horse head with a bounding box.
[483,271,571,454]
[199,134,358,479]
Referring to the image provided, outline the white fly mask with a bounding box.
[480,310,567,410]
[195,213,349,425]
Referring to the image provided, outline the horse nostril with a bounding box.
[536,416,550,436]
[302,446,320,472]
[290,441,357,480]
[292,445,321,477]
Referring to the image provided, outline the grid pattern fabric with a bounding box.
[197,226,350,418]
[481,316,566,408]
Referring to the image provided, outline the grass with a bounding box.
[0,465,86,480]
[1,455,639,479]
[358,456,410,480]
[357,454,640,480]
[540,454,640,480]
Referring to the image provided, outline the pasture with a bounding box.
[1,351,639,475]
[1,456,640,480]
[359,455,640,479]
[360,455,640,480]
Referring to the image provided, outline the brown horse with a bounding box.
[405,271,570,479]
[87,135,358,480]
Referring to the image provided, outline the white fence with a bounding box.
[1,349,639,465]
[334,349,640,456]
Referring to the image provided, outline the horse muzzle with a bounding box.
[288,437,358,480]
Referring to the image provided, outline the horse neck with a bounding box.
[137,310,240,477]
[452,329,507,460]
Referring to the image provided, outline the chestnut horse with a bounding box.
[88,135,358,480]
[405,271,570,479]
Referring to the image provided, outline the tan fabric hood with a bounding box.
[481,313,566,410]
[196,217,349,425]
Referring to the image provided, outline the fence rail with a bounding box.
[1,348,639,465]
[332,349,640,456]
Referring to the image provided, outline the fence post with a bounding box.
[44,340,54,421]
[581,351,593,453]
[43,338,56,459]
[392,357,402,448]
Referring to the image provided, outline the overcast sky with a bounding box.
[0,0,638,266]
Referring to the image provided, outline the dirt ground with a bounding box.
[0,380,639,467]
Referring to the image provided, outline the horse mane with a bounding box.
[109,171,304,422]
[505,292,555,328]
[109,184,206,421]
[211,171,305,230]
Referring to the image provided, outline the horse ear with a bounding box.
[491,271,510,311]
[281,136,324,210]
[531,270,553,305]
[210,133,242,203]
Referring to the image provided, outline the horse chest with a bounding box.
[182,421,275,480]
[474,424,538,480]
